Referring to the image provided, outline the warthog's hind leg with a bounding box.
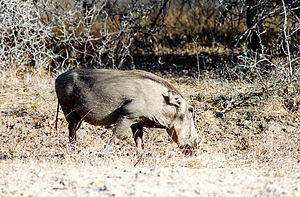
[61,106,82,146]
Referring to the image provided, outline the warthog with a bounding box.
[55,69,198,154]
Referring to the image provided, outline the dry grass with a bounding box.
[0,69,299,196]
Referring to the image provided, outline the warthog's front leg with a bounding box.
[131,124,144,150]
[109,117,134,145]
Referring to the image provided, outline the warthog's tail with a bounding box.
[55,101,60,130]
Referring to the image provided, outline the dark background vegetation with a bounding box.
[1,0,299,78]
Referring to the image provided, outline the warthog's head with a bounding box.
[166,91,199,155]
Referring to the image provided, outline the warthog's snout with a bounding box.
[179,138,200,155]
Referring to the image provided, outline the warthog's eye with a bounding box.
[179,114,185,120]
[188,106,194,114]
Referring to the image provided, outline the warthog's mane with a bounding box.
[124,70,184,98]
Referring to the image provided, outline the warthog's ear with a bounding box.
[168,90,182,107]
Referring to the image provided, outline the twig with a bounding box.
[282,0,293,83]
[193,36,201,80]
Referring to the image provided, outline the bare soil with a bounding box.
[0,70,299,196]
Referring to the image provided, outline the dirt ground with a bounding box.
[0,69,299,196]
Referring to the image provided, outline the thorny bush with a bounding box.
[0,0,167,71]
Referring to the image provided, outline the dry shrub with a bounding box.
[1,0,298,73]
[0,0,166,71]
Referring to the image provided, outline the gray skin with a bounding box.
[55,69,198,154]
